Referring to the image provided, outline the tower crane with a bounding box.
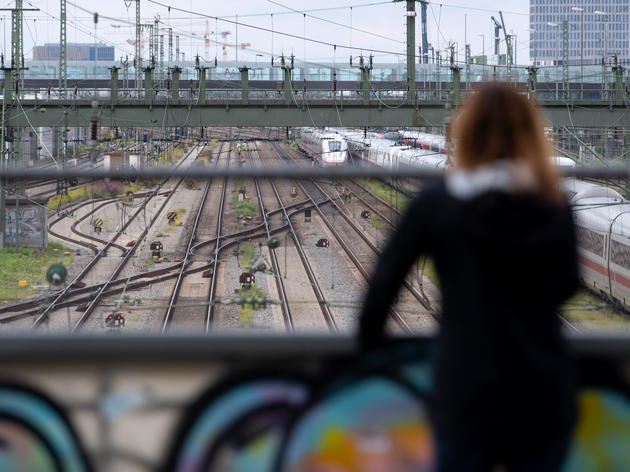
[419,1,430,64]
[490,15,502,57]
[498,11,513,66]
[219,31,251,62]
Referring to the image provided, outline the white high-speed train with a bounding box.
[399,129,448,153]
[565,178,630,309]
[296,128,348,166]
[334,129,448,194]
[366,127,630,310]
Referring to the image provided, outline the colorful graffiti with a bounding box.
[163,347,630,472]
[0,345,629,471]
[0,384,90,471]
[5,202,47,248]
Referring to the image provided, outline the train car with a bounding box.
[342,130,448,195]
[563,178,630,309]
[399,130,448,153]
[296,128,348,166]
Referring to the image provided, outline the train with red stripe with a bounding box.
[339,127,630,309]
[564,178,630,309]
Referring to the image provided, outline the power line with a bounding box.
[145,0,409,58]
[216,1,393,19]
[265,0,404,45]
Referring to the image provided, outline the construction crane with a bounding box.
[490,15,502,57]
[419,1,429,64]
[498,11,513,66]
[394,1,430,64]
[218,31,251,62]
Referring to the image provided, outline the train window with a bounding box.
[328,141,342,152]
[611,239,630,270]
[576,226,605,257]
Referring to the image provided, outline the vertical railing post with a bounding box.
[240,66,249,104]
[197,66,207,102]
[109,66,119,105]
[143,65,154,106]
[613,57,624,105]
[449,65,461,108]
[170,66,181,102]
[527,66,538,98]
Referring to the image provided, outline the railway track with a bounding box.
[248,151,294,333]
[252,145,338,333]
[24,145,201,330]
[268,142,435,333]
[160,142,228,333]
[69,146,205,332]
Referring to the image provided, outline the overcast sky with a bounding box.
[2,1,530,66]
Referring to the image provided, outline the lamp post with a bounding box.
[572,6,584,99]
[547,22,559,67]
[547,22,559,89]
[595,11,609,98]
[477,33,485,77]
[595,11,609,59]
[526,28,536,67]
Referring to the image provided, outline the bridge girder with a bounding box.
[3,99,630,129]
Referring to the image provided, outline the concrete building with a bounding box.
[530,1,630,66]
[33,43,115,62]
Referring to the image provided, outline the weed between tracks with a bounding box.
[240,242,256,268]
[47,182,145,210]
[232,192,255,219]
[562,290,630,328]
[0,241,74,302]
[238,283,266,328]
[361,178,409,211]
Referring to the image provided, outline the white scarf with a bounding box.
[445,160,538,200]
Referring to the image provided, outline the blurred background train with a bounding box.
[296,128,348,166]
[297,126,630,311]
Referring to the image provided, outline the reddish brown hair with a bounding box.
[452,83,563,204]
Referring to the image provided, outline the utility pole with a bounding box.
[394,1,417,101]
[465,44,471,91]
[168,28,173,66]
[0,2,38,248]
[57,0,67,196]
[159,34,164,84]
[132,0,141,93]
[436,50,441,98]
[59,0,66,97]
[405,1,416,101]
[175,35,180,64]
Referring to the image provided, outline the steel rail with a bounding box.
[254,145,337,333]
[0,198,313,318]
[281,144,436,312]
[161,143,219,333]
[47,198,107,255]
[32,189,170,329]
[248,149,294,334]
[69,200,128,254]
[204,145,230,334]
[270,143,412,333]
[70,146,203,332]
[1,202,322,325]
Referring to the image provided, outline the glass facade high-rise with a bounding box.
[530,1,630,66]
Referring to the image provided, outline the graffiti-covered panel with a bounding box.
[4,198,48,248]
